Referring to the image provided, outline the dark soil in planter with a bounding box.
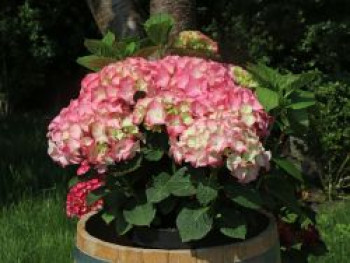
[85,212,269,250]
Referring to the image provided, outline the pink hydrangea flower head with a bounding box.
[48,55,271,187]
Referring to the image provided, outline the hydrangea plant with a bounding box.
[47,14,324,257]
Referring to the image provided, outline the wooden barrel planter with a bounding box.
[74,212,281,263]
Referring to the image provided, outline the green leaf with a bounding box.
[104,189,128,209]
[196,180,218,206]
[168,167,196,197]
[86,187,106,206]
[125,42,138,55]
[143,148,164,162]
[123,201,156,226]
[273,158,304,183]
[68,176,80,188]
[115,210,132,235]
[176,207,213,242]
[256,87,279,112]
[101,212,115,225]
[110,154,143,176]
[288,109,309,127]
[288,72,318,91]
[297,90,315,99]
[280,207,298,224]
[217,208,247,239]
[76,55,116,71]
[144,13,174,45]
[288,101,315,110]
[133,46,160,58]
[224,184,264,211]
[264,176,303,215]
[146,172,171,203]
[102,31,116,46]
[221,224,247,239]
[247,63,282,90]
[84,39,124,59]
[84,39,104,55]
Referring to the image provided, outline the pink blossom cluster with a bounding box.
[66,177,104,218]
[48,58,150,173]
[48,55,271,183]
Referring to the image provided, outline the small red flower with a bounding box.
[66,177,104,218]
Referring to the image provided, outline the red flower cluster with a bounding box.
[278,220,320,249]
[66,177,104,218]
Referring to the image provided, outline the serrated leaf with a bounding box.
[168,167,196,197]
[84,39,124,59]
[123,201,155,226]
[196,180,218,205]
[143,148,164,161]
[273,158,304,183]
[102,31,116,46]
[76,55,116,71]
[110,154,143,176]
[146,172,171,203]
[176,207,213,242]
[247,63,281,90]
[144,13,174,45]
[256,87,279,112]
[224,184,263,211]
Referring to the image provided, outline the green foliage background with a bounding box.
[198,0,350,195]
[0,0,96,111]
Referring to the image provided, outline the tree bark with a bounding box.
[150,0,197,35]
[86,0,146,38]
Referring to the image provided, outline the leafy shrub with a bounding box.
[0,0,95,111]
[308,78,350,198]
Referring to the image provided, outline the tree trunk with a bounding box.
[86,0,146,38]
[150,0,197,35]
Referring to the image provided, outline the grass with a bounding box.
[309,200,350,263]
[0,191,76,263]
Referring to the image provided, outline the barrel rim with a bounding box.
[76,211,280,261]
